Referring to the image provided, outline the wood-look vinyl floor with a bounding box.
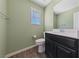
[9,46,46,58]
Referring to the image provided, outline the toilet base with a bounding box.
[38,45,45,53]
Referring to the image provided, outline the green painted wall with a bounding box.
[56,7,79,29]
[0,0,7,57]
[53,13,57,28]
[7,0,44,54]
[0,16,7,57]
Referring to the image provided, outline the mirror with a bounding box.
[53,0,79,29]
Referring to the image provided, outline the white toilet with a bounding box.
[35,38,45,53]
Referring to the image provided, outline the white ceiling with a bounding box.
[31,0,52,7]
[53,0,79,14]
[31,0,79,14]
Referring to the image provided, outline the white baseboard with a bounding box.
[5,44,37,58]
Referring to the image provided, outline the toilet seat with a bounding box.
[36,38,45,43]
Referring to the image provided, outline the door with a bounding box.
[74,12,79,30]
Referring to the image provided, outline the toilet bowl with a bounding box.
[35,38,45,53]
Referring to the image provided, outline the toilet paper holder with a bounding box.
[32,35,37,39]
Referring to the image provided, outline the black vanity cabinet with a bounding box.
[45,33,79,58]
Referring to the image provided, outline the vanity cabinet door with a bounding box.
[45,39,56,58]
[56,45,76,58]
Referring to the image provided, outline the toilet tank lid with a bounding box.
[36,38,45,42]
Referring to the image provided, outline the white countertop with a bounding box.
[45,29,79,39]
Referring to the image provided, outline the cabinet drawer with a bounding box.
[56,43,76,58]
[55,35,77,49]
